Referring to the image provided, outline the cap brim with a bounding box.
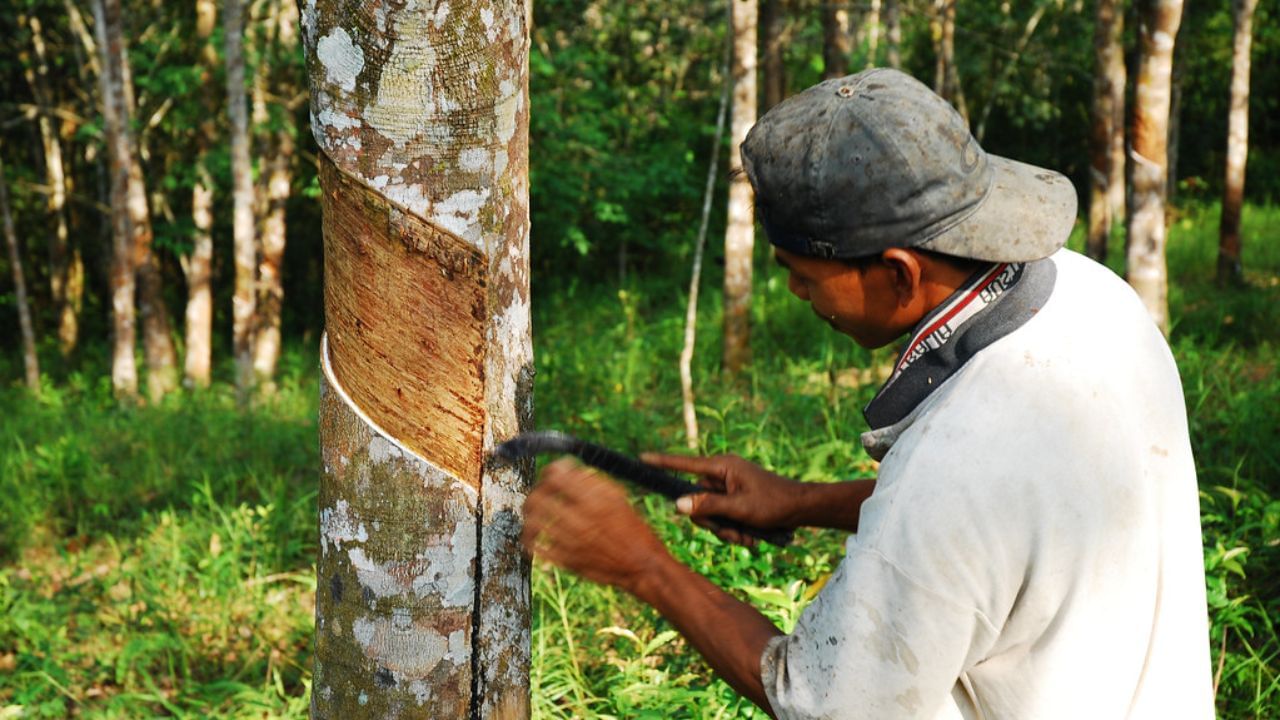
[917,155,1078,263]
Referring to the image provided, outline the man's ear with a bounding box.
[880,248,923,307]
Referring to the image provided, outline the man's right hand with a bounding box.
[639,452,807,547]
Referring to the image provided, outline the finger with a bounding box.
[640,452,728,479]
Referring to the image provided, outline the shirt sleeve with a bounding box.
[761,544,997,720]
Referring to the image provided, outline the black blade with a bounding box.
[494,430,793,547]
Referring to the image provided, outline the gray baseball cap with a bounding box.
[741,68,1077,262]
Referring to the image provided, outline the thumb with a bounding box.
[676,492,729,519]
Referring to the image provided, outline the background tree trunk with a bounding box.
[1087,0,1124,262]
[822,1,850,79]
[865,0,882,67]
[0,153,40,391]
[183,0,218,389]
[226,0,257,398]
[1218,0,1257,286]
[1126,0,1184,335]
[885,0,902,68]
[724,0,758,376]
[23,14,81,357]
[92,0,138,399]
[113,13,178,404]
[252,0,299,392]
[302,0,533,714]
[760,0,785,110]
[933,0,967,122]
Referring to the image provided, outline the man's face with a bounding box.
[773,247,907,349]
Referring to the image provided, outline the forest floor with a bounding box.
[1,201,1277,718]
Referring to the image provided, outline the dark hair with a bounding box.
[838,248,987,274]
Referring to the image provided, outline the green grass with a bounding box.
[2,200,1278,717]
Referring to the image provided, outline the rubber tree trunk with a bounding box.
[253,0,299,392]
[761,0,785,110]
[1087,0,1124,263]
[226,0,257,399]
[0,153,40,390]
[302,0,533,715]
[92,0,138,399]
[724,0,757,377]
[184,0,217,389]
[885,0,902,68]
[1218,0,1257,286]
[1126,0,1183,335]
[865,0,881,67]
[821,1,850,79]
[23,14,82,357]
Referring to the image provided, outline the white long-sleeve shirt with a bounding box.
[761,249,1214,719]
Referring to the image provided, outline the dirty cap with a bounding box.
[740,68,1077,263]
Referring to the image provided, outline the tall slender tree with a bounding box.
[1218,0,1258,286]
[22,13,83,357]
[1087,0,1125,262]
[761,0,786,110]
[932,0,967,122]
[1127,0,1184,334]
[225,0,257,398]
[0,152,39,391]
[884,0,902,68]
[302,0,533,714]
[92,0,138,399]
[724,0,758,376]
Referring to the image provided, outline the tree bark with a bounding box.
[884,0,902,69]
[822,1,850,79]
[1087,0,1124,263]
[253,0,299,392]
[1218,0,1257,286]
[761,0,785,110]
[92,0,138,400]
[22,14,82,357]
[302,0,533,715]
[0,153,40,391]
[865,0,881,68]
[724,0,757,377]
[226,0,257,398]
[1126,0,1183,335]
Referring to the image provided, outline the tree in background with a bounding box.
[724,0,758,376]
[91,0,139,399]
[884,0,902,68]
[184,0,218,388]
[0,152,39,391]
[822,0,850,78]
[1127,0,1185,334]
[1218,0,1258,286]
[302,0,533,713]
[761,0,786,109]
[932,0,967,122]
[1087,0,1125,262]
[225,0,256,398]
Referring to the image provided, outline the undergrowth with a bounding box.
[1,201,1277,717]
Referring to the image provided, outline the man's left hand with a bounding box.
[521,458,671,593]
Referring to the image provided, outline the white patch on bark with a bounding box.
[300,0,318,45]
[368,435,403,464]
[495,82,519,143]
[412,522,476,606]
[459,147,490,172]
[481,7,498,41]
[431,0,451,28]
[351,614,454,678]
[430,189,490,245]
[320,499,368,553]
[317,28,364,93]
[347,547,407,598]
[407,679,432,705]
[382,182,433,218]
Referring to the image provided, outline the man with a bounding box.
[521,69,1214,719]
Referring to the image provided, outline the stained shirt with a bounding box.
[761,249,1214,719]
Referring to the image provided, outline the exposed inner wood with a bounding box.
[322,154,488,486]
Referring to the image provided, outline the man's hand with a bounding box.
[639,453,806,547]
[521,458,671,593]
[642,452,876,541]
